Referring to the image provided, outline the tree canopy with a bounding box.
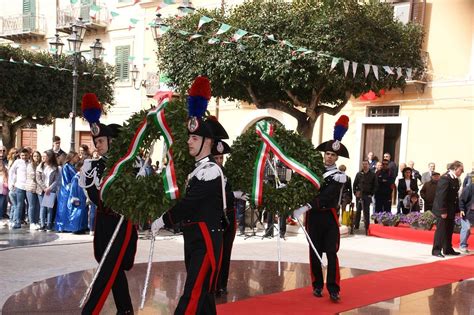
[0,45,115,149]
[156,0,424,138]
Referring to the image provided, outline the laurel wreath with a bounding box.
[102,98,194,224]
[225,122,324,217]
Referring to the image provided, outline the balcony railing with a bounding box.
[57,2,109,33]
[0,14,46,40]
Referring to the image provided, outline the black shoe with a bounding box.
[116,310,134,315]
[262,230,273,238]
[432,253,445,258]
[329,292,340,302]
[279,234,286,240]
[313,288,323,297]
[445,251,460,256]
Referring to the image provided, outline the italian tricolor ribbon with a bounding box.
[251,121,321,207]
[101,97,180,201]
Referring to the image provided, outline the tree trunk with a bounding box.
[0,119,14,149]
[296,117,317,140]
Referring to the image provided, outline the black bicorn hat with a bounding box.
[315,115,350,159]
[92,123,122,141]
[211,140,231,156]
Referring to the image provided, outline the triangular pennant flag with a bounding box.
[406,68,413,80]
[301,50,314,55]
[364,64,371,78]
[352,62,358,78]
[23,59,30,64]
[372,65,380,80]
[35,63,45,67]
[30,45,39,50]
[295,48,308,53]
[265,34,276,41]
[397,67,403,80]
[248,34,261,39]
[330,57,339,72]
[232,29,248,41]
[281,40,294,48]
[208,38,220,45]
[215,23,231,35]
[110,11,119,17]
[160,25,170,34]
[189,34,203,40]
[130,18,139,25]
[237,44,246,51]
[9,57,15,63]
[91,4,101,12]
[163,0,175,4]
[197,16,213,30]
[143,57,150,64]
[383,66,394,75]
[70,0,78,4]
[372,65,379,80]
[178,30,189,36]
[128,56,135,62]
[343,60,350,77]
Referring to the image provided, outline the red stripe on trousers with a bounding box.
[92,220,133,315]
[185,254,211,315]
[198,223,217,287]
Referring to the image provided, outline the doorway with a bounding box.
[361,124,401,165]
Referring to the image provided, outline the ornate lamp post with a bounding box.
[49,18,104,152]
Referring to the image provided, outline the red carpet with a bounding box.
[216,255,474,315]
[368,224,473,249]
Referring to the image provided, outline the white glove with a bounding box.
[233,191,249,201]
[293,203,312,219]
[277,182,287,189]
[151,216,165,236]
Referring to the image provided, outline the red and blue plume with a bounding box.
[333,115,349,141]
[187,76,211,118]
[81,93,102,124]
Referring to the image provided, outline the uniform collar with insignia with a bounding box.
[195,155,211,168]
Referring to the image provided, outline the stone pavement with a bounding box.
[0,221,451,312]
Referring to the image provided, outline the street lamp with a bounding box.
[130,65,149,90]
[48,19,104,152]
[150,13,166,43]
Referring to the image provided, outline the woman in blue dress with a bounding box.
[65,161,88,233]
[55,152,79,232]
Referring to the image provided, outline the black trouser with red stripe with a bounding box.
[217,208,236,291]
[82,212,138,315]
[306,208,340,295]
[175,223,223,315]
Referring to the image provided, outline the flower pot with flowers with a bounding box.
[371,212,400,226]
[416,211,437,230]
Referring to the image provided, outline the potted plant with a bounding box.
[416,211,437,230]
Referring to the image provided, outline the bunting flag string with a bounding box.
[0,57,106,77]
[101,97,180,201]
[252,121,321,207]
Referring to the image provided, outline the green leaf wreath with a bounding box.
[102,98,194,224]
[225,122,324,217]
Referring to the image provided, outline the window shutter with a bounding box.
[410,0,426,25]
[115,45,130,81]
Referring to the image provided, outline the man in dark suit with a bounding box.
[431,161,464,258]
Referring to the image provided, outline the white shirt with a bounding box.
[9,159,29,190]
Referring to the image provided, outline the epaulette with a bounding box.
[333,171,347,184]
[79,158,101,189]
[195,162,221,181]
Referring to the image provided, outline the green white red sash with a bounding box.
[101,97,179,201]
[251,121,321,207]
[251,122,273,207]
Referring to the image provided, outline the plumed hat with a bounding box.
[81,93,121,140]
[315,115,350,158]
[211,140,231,156]
[187,76,214,138]
[206,115,229,140]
